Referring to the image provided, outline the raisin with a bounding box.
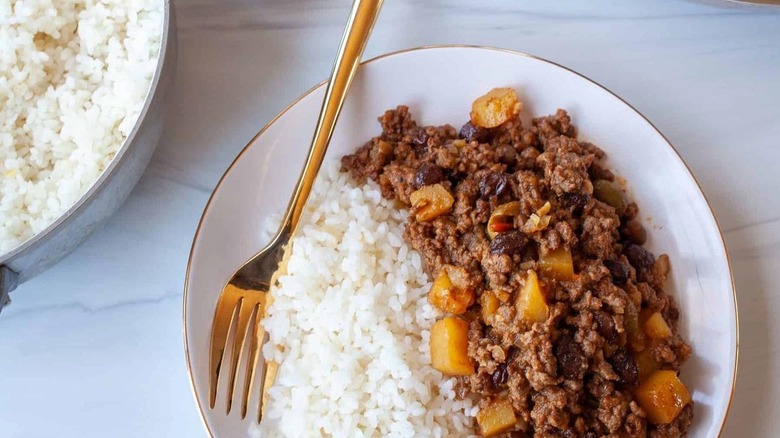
[491,364,509,388]
[554,333,585,380]
[603,259,629,285]
[489,231,527,256]
[479,173,509,198]
[610,348,639,388]
[561,193,590,212]
[413,163,446,189]
[459,121,489,142]
[623,244,655,282]
[594,310,618,343]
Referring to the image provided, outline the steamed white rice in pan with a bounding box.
[0,0,163,255]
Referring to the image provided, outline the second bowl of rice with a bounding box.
[0,0,175,298]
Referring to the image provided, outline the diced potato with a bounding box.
[430,317,475,376]
[428,265,475,315]
[476,398,518,437]
[480,290,500,325]
[634,370,692,424]
[487,201,521,239]
[625,301,646,352]
[539,247,574,281]
[410,183,454,222]
[516,270,549,324]
[470,88,523,128]
[593,180,628,215]
[633,348,660,382]
[641,310,673,340]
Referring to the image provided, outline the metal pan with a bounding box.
[0,0,178,313]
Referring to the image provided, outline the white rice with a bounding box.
[252,163,477,438]
[0,0,163,254]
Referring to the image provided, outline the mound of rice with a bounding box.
[0,0,163,254]
[252,163,477,438]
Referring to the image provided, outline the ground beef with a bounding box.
[342,105,693,437]
[536,135,594,197]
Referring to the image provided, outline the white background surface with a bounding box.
[0,0,777,436]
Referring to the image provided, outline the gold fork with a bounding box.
[207,0,384,422]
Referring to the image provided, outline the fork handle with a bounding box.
[281,0,384,235]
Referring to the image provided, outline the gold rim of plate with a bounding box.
[182,45,739,438]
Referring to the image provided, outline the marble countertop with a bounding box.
[1,0,778,436]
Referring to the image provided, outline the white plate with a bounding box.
[184,46,738,437]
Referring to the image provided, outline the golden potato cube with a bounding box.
[633,348,660,382]
[516,270,549,324]
[428,265,475,315]
[410,183,454,222]
[642,310,673,340]
[480,290,500,325]
[634,370,692,424]
[470,87,523,128]
[430,317,474,376]
[539,247,574,281]
[477,398,518,437]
